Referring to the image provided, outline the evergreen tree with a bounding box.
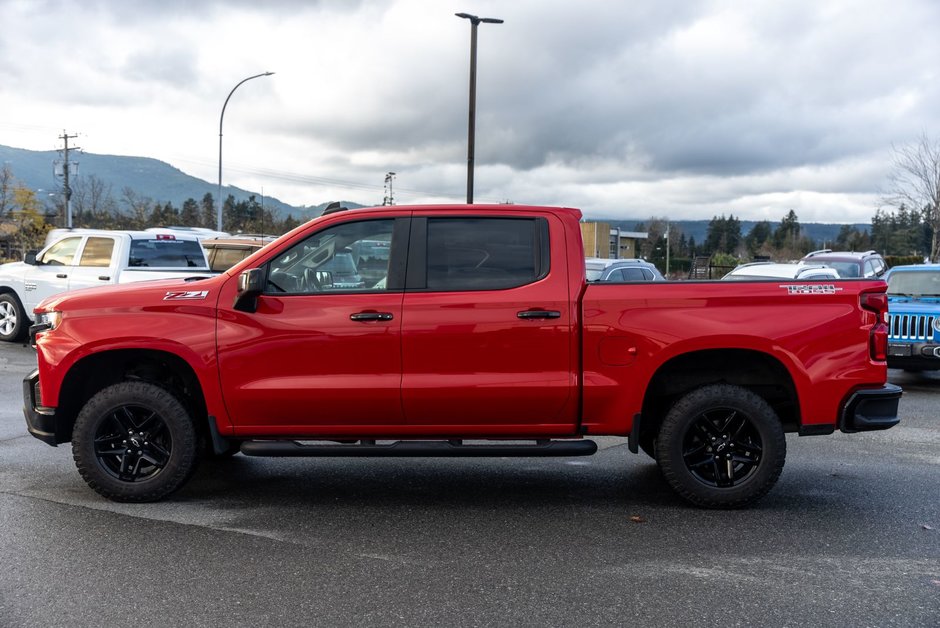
[745,221,772,255]
[773,210,801,250]
[180,198,200,227]
[201,193,216,229]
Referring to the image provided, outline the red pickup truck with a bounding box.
[24,204,901,508]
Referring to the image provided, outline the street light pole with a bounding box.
[218,71,274,232]
[456,13,502,204]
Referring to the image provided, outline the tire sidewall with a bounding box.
[656,384,786,508]
[72,381,197,502]
[0,293,25,343]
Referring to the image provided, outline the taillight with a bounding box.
[861,290,888,361]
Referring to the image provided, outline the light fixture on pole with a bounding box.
[218,71,274,232]
[456,12,502,204]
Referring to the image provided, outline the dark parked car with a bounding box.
[800,249,887,278]
[585,258,665,282]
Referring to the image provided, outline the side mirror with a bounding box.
[234,268,264,313]
[24,251,38,265]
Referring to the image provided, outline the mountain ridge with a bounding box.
[2,144,870,241]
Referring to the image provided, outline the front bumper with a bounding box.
[886,341,940,370]
[839,384,902,433]
[23,368,59,446]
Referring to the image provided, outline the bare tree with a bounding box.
[71,175,116,226]
[883,133,940,261]
[121,187,153,230]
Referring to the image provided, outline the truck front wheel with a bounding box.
[72,382,198,502]
[655,384,786,508]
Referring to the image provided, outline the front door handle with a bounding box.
[517,309,561,320]
[350,311,394,322]
[56,273,67,279]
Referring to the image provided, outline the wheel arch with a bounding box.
[54,349,210,447]
[639,348,799,450]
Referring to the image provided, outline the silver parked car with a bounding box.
[722,262,840,280]
[585,258,665,282]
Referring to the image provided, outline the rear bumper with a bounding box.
[839,384,902,433]
[23,368,59,446]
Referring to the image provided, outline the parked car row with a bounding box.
[0,228,212,342]
[5,225,935,378]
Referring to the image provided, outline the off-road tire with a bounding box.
[72,381,198,502]
[656,384,786,509]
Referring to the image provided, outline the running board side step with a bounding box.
[240,439,598,458]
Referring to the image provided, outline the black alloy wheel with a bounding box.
[93,404,173,483]
[656,384,786,509]
[681,407,763,488]
[72,382,198,502]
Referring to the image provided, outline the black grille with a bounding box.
[888,314,937,341]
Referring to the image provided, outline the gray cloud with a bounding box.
[2,0,940,222]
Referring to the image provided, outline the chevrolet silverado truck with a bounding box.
[0,230,210,342]
[23,205,901,508]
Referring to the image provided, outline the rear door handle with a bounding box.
[517,309,561,320]
[350,311,394,322]
[56,273,67,279]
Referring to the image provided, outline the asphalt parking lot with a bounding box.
[1,341,937,627]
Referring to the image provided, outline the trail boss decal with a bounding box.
[779,284,843,295]
[163,290,209,301]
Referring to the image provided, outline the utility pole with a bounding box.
[383,172,396,206]
[56,131,80,228]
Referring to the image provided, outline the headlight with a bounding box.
[36,311,63,330]
[934,317,940,332]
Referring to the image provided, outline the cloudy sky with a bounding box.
[2,0,939,223]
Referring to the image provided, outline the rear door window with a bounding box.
[78,237,116,267]
[421,217,548,291]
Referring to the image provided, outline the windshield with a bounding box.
[887,271,940,297]
[823,261,860,278]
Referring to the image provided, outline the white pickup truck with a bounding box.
[0,230,210,342]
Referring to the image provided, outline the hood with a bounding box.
[0,260,28,277]
[888,299,940,314]
[888,295,940,304]
[37,274,224,314]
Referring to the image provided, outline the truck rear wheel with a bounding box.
[655,384,786,508]
[0,293,26,342]
[72,382,198,502]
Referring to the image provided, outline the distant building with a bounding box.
[580,221,649,259]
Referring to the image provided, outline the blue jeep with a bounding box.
[885,264,940,370]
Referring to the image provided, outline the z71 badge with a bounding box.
[779,284,843,295]
[163,290,210,301]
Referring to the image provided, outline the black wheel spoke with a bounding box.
[111,407,137,434]
[716,410,738,433]
[142,447,169,468]
[136,410,161,434]
[694,417,721,439]
[92,400,174,484]
[682,405,766,489]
